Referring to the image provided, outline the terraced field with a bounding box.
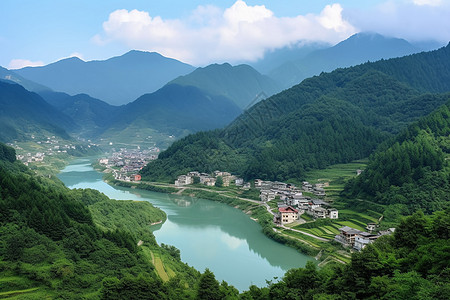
[294,209,380,240]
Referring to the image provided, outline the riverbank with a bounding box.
[98,167,325,258]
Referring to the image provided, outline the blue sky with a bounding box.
[1,0,449,68]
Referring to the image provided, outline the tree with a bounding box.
[215,176,223,187]
[197,269,221,300]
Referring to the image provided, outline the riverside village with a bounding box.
[171,170,395,252]
[98,149,394,253]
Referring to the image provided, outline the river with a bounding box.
[58,158,312,291]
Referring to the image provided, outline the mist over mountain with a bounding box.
[248,42,329,74]
[14,51,195,105]
[169,63,281,109]
[269,32,424,89]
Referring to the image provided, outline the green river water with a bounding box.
[58,158,312,291]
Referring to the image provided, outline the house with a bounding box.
[242,183,251,190]
[378,228,396,236]
[366,223,377,232]
[175,175,193,186]
[222,175,235,187]
[203,178,216,186]
[235,178,244,186]
[334,226,364,247]
[260,190,276,202]
[278,206,299,225]
[312,207,328,219]
[328,208,339,219]
[354,232,379,251]
[309,199,329,210]
[188,171,200,177]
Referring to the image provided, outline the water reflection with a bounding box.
[58,158,312,291]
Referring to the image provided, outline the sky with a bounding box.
[1,0,449,69]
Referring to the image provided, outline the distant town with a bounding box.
[98,147,159,181]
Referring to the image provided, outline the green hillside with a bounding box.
[0,143,203,298]
[39,91,120,137]
[141,44,450,182]
[344,100,450,214]
[1,141,448,299]
[0,81,75,142]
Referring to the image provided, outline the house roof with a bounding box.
[311,199,330,206]
[279,206,298,213]
[339,226,363,235]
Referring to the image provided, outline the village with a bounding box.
[9,135,96,166]
[174,171,394,252]
[98,147,159,181]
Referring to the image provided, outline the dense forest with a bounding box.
[141,44,450,182]
[344,100,450,214]
[0,143,200,298]
[1,141,449,299]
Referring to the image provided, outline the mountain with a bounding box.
[140,43,450,182]
[14,51,195,105]
[269,32,422,89]
[169,63,281,109]
[0,66,51,92]
[39,91,119,137]
[0,81,75,142]
[248,41,329,74]
[100,84,242,142]
[345,99,450,214]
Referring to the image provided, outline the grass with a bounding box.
[0,287,40,298]
[336,221,366,232]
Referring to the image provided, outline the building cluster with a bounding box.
[302,181,327,197]
[99,147,158,181]
[253,179,338,225]
[11,136,82,166]
[175,171,247,187]
[334,225,395,251]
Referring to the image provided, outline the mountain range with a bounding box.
[13,51,195,105]
[140,43,450,182]
[1,32,448,151]
[267,32,427,89]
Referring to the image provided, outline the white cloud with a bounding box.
[93,1,356,65]
[412,0,442,6]
[346,0,450,43]
[8,59,44,69]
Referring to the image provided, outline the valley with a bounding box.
[1,4,449,297]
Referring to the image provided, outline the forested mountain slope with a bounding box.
[2,140,448,298]
[0,143,204,298]
[345,99,450,214]
[141,44,450,182]
[39,91,120,137]
[0,81,75,142]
